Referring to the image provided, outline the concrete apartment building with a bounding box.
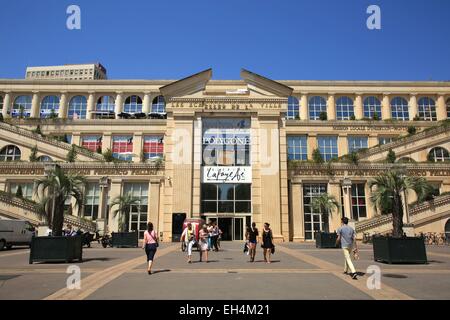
[0,66,449,242]
[25,63,107,81]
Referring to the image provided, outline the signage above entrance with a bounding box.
[202,166,252,183]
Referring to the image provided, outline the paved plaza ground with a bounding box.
[0,241,449,300]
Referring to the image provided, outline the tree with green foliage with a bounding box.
[312,148,324,164]
[319,112,328,121]
[103,148,115,162]
[369,170,435,237]
[349,152,359,165]
[66,145,77,163]
[386,149,396,163]
[29,145,38,162]
[372,113,380,121]
[110,193,141,232]
[15,185,23,199]
[311,193,339,232]
[35,166,86,236]
[407,126,417,135]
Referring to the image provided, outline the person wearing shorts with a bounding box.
[199,224,209,263]
[246,222,259,262]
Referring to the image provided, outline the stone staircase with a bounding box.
[0,121,104,161]
[0,190,97,232]
[355,193,450,235]
[358,123,450,161]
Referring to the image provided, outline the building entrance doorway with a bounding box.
[205,217,248,241]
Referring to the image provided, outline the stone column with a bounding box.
[291,178,304,241]
[143,93,151,115]
[31,92,40,118]
[102,132,112,154]
[114,92,123,119]
[368,134,378,148]
[341,179,352,220]
[149,178,161,237]
[108,179,122,233]
[327,94,336,120]
[436,95,447,121]
[381,94,391,120]
[132,133,143,163]
[307,133,317,160]
[97,177,110,235]
[300,93,308,120]
[86,92,95,120]
[2,92,11,119]
[409,94,418,121]
[364,182,375,219]
[58,92,68,119]
[71,132,81,146]
[354,94,363,120]
[328,181,342,232]
[338,134,348,157]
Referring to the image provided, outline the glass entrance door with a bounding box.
[210,217,245,241]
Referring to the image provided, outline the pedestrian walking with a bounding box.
[207,222,214,251]
[199,224,209,263]
[336,217,358,280]
[211,222,220,252]
[246,222,259,262]
[142,222,158,275]
[261,223,274,264]
[181,223,197,263]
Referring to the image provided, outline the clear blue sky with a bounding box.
[1,0,449,81]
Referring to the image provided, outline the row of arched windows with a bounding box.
[4,95,166,119]
[287,96,450,121]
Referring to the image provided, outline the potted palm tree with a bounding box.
[29,165,86,264]
[110,193,140,248]
[369,169,433,264]
[311,193,339,248]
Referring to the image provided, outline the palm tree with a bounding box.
[311,193,339,232]
[369,169,434,237]
[35,166,86,236]
[110,193,140,232]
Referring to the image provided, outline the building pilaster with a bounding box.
[86,92,95,120]
[300,93,308,120]
[436,95,447,121]
[31,92,40,118]
[58,92,68,119]
[381,94,391,120]
[409,94,418,120]
[327,94,336,120]
[354,94,363,120]
[114,92,123,119]
[2,92,11,119]
[290,177,304,242]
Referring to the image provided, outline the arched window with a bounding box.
[428,147,450,162]
[124,95,142,113]
[336,96,354,120]
[68,96,87,119]
[37,155,53,162]
[151,95,165,114]
[96,96,115,112]
[0,145,21,161]
[12,95,32,118]
[308,96,327,120]
[446,98,450,119]
[286,96,299,120]
[363,96,382,119]
[40,95,60,118]
[391,97,409,121]
[418,97,436,121]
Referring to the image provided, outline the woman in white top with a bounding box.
[199,224,209,263]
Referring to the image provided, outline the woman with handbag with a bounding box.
[142,222,158,275]
[198,224,209,263]
[261,223,274,264]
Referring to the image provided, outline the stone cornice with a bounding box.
[285,119,436,129]
[289,162,450,178]
[9,118,167,128]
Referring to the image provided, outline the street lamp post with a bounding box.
[99,176,111,235]
[342,177,352,219]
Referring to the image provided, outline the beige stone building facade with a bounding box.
[0,68,449,242]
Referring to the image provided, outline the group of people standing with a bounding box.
[142,218,359,281]
[181,222,221,263]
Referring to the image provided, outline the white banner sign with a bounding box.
[202,166,252,184]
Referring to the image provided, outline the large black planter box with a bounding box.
[111,231,138,248]
[373,236,427,264]
[29,236,83,264]
[315,232,338,248]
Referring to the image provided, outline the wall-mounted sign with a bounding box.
[202,166,252,183]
